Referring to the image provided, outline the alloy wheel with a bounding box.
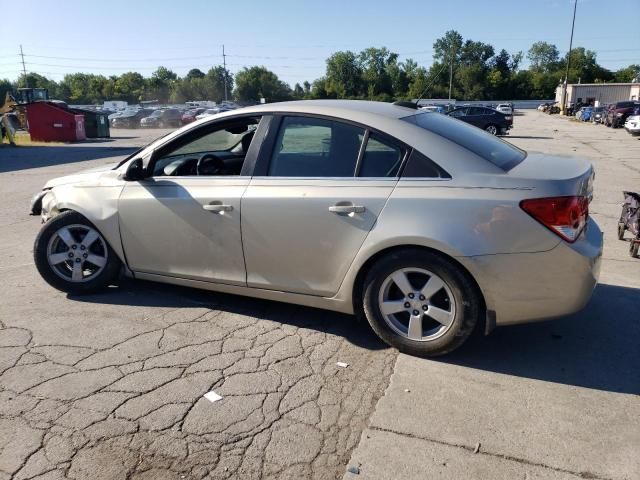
[46,224,108,283]
[485,125,498,135]
[378,268,456,342]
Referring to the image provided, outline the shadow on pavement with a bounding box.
[68,279,389,352]
[506,136,554,139]
[0,146,137,173]
[443,283,640,395]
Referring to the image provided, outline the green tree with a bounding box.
[0,79,13,106]
[614,64,640,83]
[147,67,178,103]
[358,47,397,98]
[206,66,233,102]
[325,51,362,98]
[293,83,304,98]
[234,66,291,103]
[186,68,205,79]
[527,42,560,72]
[114,72,146,103]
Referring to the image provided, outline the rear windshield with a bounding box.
[401,112,526,171]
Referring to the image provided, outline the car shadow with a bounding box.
[442,283,640,395]
[506,136,554,139]
[67,278,389,352]
[0,146,137,173]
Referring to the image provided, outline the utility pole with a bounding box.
[448,53,453,101]
[20,45,28,88]
[560,0,577,115]
[222,44,228,102]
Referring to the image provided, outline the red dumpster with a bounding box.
[26,102,86,142]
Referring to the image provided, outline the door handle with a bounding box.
[328,204,365,214]
[203,203,233,213]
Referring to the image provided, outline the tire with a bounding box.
[485,124,498,135]
[361,249,481,357]
[630,241,639,259]
[34,211,121,294]
[618,223,626,240]
[158,120,165,128]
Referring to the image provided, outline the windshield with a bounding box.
[402,112,526,171]
[113,131,174,169]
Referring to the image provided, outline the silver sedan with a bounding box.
[31,100,603,356]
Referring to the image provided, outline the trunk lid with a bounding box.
[507,153,594,200]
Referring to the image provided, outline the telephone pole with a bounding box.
[560,0,578,115]
[222,44,228,102]
[20,45,28,88]
[448,55,453,101]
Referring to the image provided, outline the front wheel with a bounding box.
[485,124,498,135]
[34,211,121,294]
[361,249,481,357]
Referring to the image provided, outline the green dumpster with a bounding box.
[70,109,110,138]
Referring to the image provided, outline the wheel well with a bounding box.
[352,245,487,329]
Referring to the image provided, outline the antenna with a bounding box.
[222,44,228,102]
[20,45,28,88]
[414,62,448,107]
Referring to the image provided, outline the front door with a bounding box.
[118,115,264,285]
[241,115,406,296]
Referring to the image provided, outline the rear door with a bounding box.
[241,115,406,296]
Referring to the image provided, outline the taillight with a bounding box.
[520,196,589,243]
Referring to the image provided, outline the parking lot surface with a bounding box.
[1,113,639,480]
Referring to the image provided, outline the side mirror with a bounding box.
[124,158,145,181]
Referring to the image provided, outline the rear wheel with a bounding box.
[362,249,481,357]
[34,211,121,294]
[630,241,639,258]
[485,124,498,135]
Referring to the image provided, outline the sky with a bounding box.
[1,0,638,87]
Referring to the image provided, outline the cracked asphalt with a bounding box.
[0,129,396,479]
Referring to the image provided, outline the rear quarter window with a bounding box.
[402,112,526,171]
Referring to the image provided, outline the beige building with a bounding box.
[555,83,640,106]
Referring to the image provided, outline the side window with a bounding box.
[358,133,404,178]
[269,116,365,177]
[151,117,259,177]
[449,108,467,117]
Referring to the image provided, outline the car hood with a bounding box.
[43,162,119,188]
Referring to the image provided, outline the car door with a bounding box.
[118,115,266,285]
[241,114,406,296]
[465,107,488,128]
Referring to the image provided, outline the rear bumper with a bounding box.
[465,217,603,326]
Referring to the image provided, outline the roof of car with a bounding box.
[233,100,418,120]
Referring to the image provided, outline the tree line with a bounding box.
[1,30,638,106]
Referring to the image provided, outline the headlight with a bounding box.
[616,112,623,116]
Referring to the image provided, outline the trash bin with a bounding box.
[70,108,110,138]
[26,102,86,142]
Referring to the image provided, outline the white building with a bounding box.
[555,83,640,106]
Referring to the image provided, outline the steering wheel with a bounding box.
[196,153,226,176]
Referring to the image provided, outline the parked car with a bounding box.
[195,108,220,120]
[419,105,445,114]
[181,108,206,125]
[111,109,154,129]
[576,106,593,122]
[30,100,601,357]
[139,109,183,128]
[624,112,640,136]
[605,101,640,128]
[591,106,607,124]
[496,104,513,115]
[446,106,512,135]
